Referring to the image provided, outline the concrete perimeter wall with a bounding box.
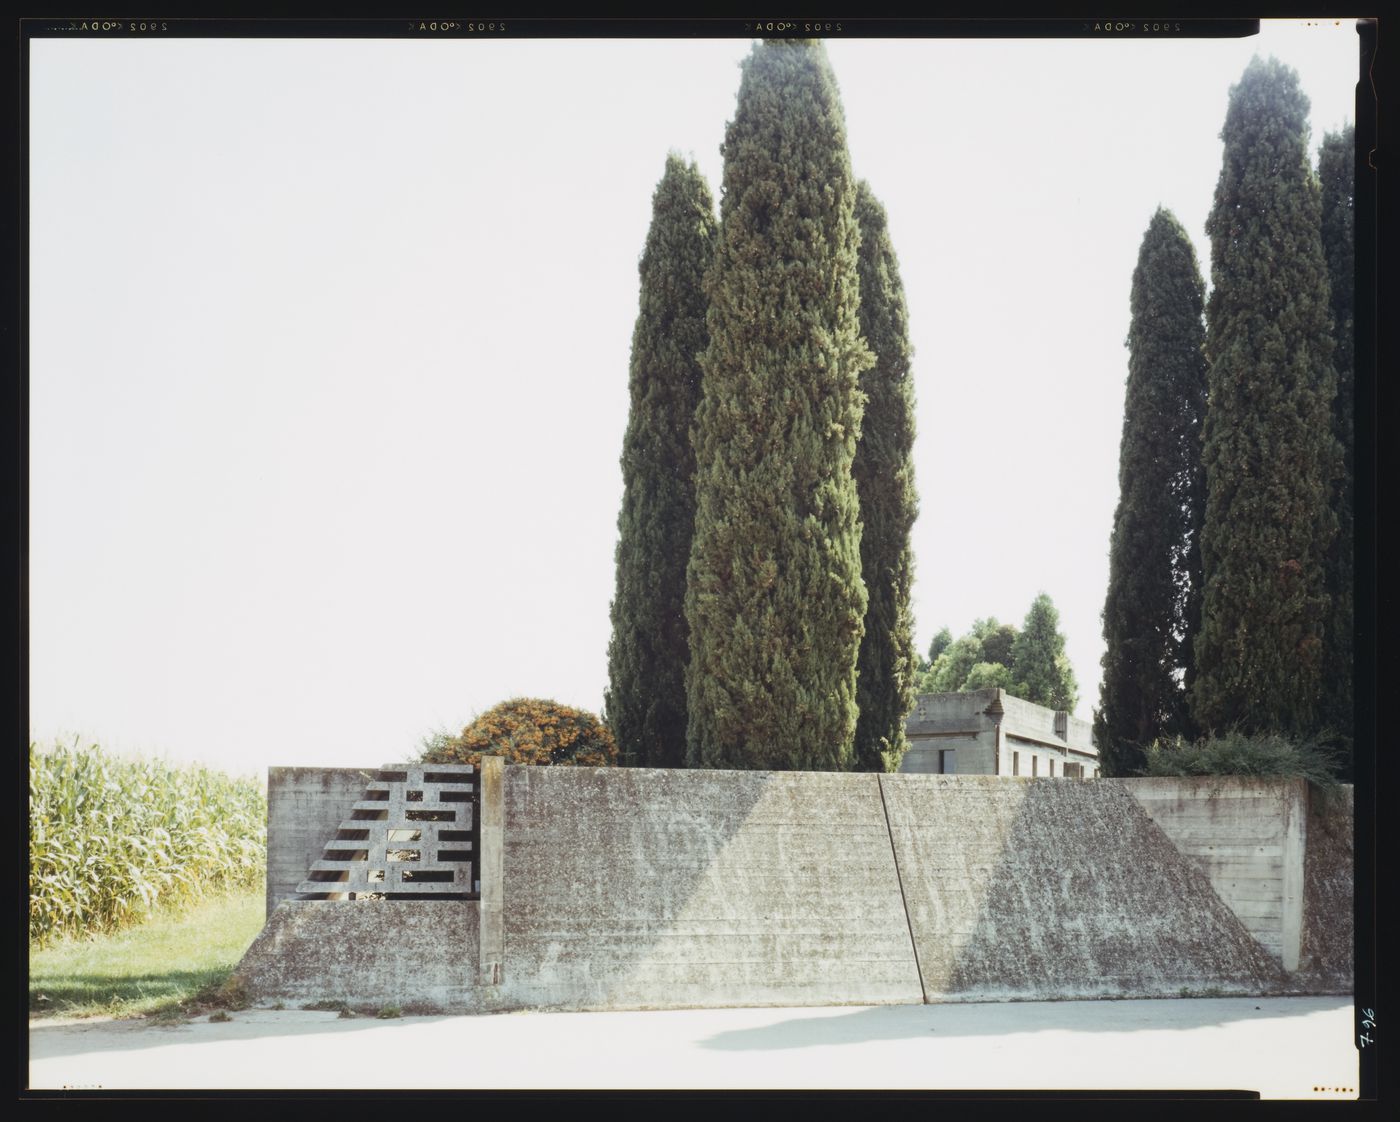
[494,767,923,1011]
[237,767,1352,1013]
[1123,779,1353,990]
[884,776,1283,1001]
[1125,778,1304,967]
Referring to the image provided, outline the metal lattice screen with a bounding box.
[298,763,478,899]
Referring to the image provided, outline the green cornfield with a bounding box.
[29,739,266,946]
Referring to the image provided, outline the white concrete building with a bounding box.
[900,688,1099,778]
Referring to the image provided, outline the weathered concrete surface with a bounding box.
[883,775,1285,1001]
[1296,786,1353,991]
[1124,778,1304,967]
[493,766,924,1012]
[245,766,1351,1013]
[234,900,479,1011]
[265,767,375,915]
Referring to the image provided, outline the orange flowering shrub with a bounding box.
[422,698,619,768]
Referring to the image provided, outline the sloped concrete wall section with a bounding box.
[1123,778,1319,971]
[238,766,1352,1012]
[236,900,480,1011]
[883,776,1284,1001]
[493,767,923,1011]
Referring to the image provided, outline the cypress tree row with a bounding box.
[1095,209,1208,777]
[604,155,716,768]
[1317,126,1354,762]
[850,181,919,772]
[1191,57,1340,737]
[684,40,872,771]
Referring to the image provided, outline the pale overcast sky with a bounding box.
[28,21,1363,777]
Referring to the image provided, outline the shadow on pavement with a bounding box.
[28,1011,463,1062]
[698,996,1352,1052]
[29,996,1352,1064]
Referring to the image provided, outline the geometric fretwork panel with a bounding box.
[296,763,478,899]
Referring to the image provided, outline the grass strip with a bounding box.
[29,886,265,1021]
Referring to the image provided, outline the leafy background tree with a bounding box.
[1317,125,1354,770]
[604,155,716,768]
[850,180,919,773]
[927,627,953,663]
[914,597,1075,709]
[963,661,1014,692]
[979,621,1018,669]
[919,633,977,693]
[1191,56,1340,738]
[685,39,872,771]
[1010,593,1078,711]
[911,627,951,687]
[917,617,1014,694]
[1095,209,1208,777]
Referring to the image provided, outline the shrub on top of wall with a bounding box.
[420,698,619,768]
[1143,730,1342,788]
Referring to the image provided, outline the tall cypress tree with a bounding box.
[1318,126,1354,761]
[684,40,872,771]
[1096,209,1208,777]
[605,155,716,768]
[1191,57,1340,737]
[851,181,918,772]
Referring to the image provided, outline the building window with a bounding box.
[1049,759,1055,777]
[939,749,957,774]
[1032,756,1038,777]
[1012,751,1019,776]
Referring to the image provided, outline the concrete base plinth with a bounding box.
[236,900,480,1012]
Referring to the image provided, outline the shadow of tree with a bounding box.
[29,970,232,1013]
[700,996,1349,1052]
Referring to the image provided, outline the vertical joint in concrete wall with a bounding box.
[478,756,504,987]
[877,774,929,1004]
[1280,779,1306,973]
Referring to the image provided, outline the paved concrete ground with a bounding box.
[28,996,1358,1098]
